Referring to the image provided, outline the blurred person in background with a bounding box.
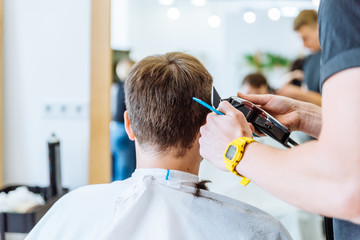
[277,10,321,106]
[294,9,321,93]
[110,57,136,181]
[241,72,275,95]
[283,58,305,88]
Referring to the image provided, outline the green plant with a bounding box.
[244,52,291,72]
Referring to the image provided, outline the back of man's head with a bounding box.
[293,9,318,31]
[125,52,212,157]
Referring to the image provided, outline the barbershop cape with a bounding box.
[26,169,292,240]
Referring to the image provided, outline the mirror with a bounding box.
[110,1,324,239]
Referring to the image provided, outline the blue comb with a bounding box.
[192,97,224,115]
[193,97,259,138]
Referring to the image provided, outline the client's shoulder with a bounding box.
[191,189,292,239]
[61,178,134,205]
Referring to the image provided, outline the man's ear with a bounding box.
[124,111,135,141]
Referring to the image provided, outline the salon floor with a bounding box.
[199,134,325,240]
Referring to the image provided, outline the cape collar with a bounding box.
[131,168,199,184]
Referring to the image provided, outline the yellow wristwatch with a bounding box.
[224,137,256,186]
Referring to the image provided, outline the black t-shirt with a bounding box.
[319,0,360,239]
[303,51,321,93]
[319,0,360,90]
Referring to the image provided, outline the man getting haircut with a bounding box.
[26,52,291,240]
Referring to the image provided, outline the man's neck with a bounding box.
[135,142,202,175]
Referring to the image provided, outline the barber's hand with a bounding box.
[237,92,301,132]
[199,101,253,171]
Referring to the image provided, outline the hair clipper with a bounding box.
[212,87,298,148]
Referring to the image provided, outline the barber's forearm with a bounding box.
[235,140,351,221]
[297,101,322,138]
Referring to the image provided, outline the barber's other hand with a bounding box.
[199,101,253,171]
[237,92,301,132]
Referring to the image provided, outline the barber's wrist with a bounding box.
[224,137,256,186]
[234,140,258,180]
[298,102,322,138]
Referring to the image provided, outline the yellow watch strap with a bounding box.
[224,137,256,186]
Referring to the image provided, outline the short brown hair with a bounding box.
[242,72,267,88]
[293,10,318,31]
[125,52,212,156]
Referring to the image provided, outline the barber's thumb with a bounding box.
[217,101,237,116]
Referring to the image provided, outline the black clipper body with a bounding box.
[212,87,298,148]
[224,96,294,147]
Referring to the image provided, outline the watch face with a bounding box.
[226,145,237,160]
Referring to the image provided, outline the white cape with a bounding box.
[26,169,292,240]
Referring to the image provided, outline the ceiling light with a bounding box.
[312,0,320,7]
[208,15,221,28]
[159,0,174,6]
[281,7,299,18]
[191,0,206,6]
[268,8,281,21]
[167,7,180,20]
[243,11,256,24]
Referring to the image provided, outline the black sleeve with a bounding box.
[318,0,360,89]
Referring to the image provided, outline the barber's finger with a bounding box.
[217,101,239,117]
[248,123,255,133]
[237,92,273,106]
[204,111,218,124]
[217,101,249,126]
[249,123,264,136]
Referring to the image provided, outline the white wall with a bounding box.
[126,0,227,91]
[3,0,91,189]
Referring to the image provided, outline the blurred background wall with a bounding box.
[111,0,313,96]
[1,0,318,189]
[3,0,91,189]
